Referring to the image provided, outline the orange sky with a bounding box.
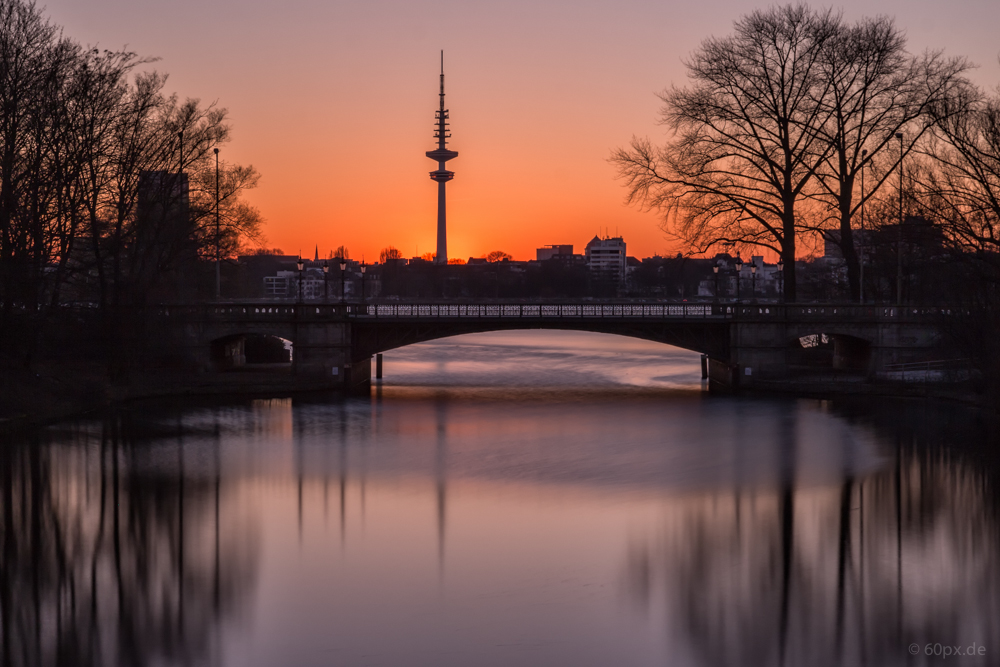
[43,0,1000,262]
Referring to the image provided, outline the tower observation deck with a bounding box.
[426,51,458,265]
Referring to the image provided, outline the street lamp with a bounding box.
[322,259,329,302]
[734,257,743,303]
[296,256,304,303]
[750,263,757,302]
[214,148,220,300]
[339,259,347,303]
[712,264,720,303]
[360,260,367,305]
[896,132,904,304]
[777,258,784,303]
[860,148,867,304]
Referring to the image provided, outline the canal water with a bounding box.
[4,331,999,666]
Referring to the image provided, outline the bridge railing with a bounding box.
[362,303,718,318]
[729,304,958,321]
[155,302,960,322]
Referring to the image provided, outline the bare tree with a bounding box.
[379,246,402,263]
[189,160,263,261]
[921,87,1000,260]
[808,17,971,300]
[0,0,263,373]
[485,250,512,263]
[919,87,1000,389]
[612,5,842,302]
[0,0,73,357]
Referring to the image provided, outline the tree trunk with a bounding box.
[782,207,797,303]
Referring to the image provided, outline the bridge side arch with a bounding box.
[209,332,294,370]
[786,331,873,373]
[171,321,299,373]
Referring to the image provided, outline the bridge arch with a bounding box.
[373,328,709,387]
[349,319,730,363]
[209,332,293,370]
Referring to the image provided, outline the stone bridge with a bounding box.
[154,301,956,392]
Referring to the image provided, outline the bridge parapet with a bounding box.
[731,304,957,323]
[158,303,359,321]
[156,301,957,324]
[361,302,720,319]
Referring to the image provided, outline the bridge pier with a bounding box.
[292,319,351,380]
[343,357,372,393]
[707,358,737,392]
[724,305,951,391]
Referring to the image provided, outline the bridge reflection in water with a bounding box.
[4,384,998,666]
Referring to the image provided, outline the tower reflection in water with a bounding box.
[2,392,999,666]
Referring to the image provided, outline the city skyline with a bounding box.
[39,0,1000,262]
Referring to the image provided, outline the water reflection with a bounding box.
[625,426,1000,666]
[0,414,257,667]
[2,332,999,666]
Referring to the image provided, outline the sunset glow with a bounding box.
[41,0,1000,261]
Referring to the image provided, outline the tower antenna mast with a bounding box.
[426,50,458,265]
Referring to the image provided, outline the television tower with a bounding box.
[426,51,458,265]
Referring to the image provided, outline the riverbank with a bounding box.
[750,376,986,404]
[2,360,992,434]
[0,362,344,434]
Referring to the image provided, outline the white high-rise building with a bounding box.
[585,236,626,282]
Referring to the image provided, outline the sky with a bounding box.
[42,0,1000,262]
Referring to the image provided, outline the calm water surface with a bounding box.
[5,331,1000,666]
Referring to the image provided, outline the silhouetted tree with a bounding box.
[922,87,1000,262]
[0,0,263,373]
[485,251,512,263]
[613,6,842,302]
[808,16,970,300]
[379,246,402,263]
[918,86,1000,394]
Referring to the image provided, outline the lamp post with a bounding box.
[860,148,867,304]
[777,258,784,303]
[296,256,304,303]
[339,259,347,303]
[322,260,329,302]
[734,257,743,303]
[360,261,367,305]
[214,148,221,300]
[895,132,904,304]
[713,264,720,303]
[750,263,757,302]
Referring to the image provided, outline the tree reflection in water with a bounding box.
[0,413,257,667]
[626,402,1000,667]
[5,390,1000,667]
